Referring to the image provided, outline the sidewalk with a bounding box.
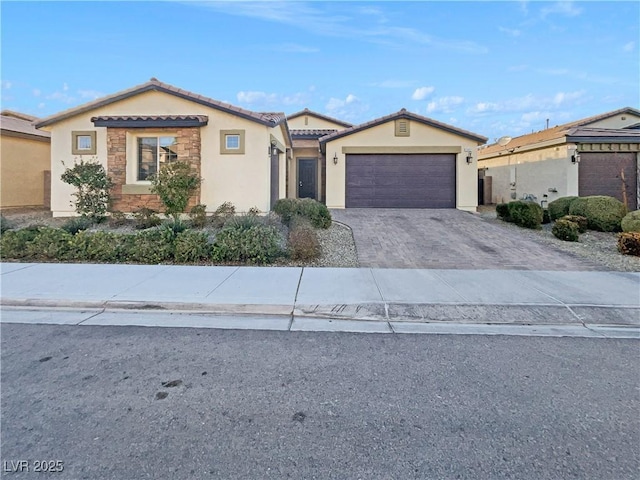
[1,263,638,337]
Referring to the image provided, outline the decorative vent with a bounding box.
[395,119,410,137]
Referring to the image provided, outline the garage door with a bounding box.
[345,153,456,208]
[579,152,638,210]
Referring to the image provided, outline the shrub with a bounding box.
[507,201,543,229]
[247,207,261,216]
[109,211,128,227]
[212,202,236,228]
[212,224,284,264]
[150,161,201,225]
[496,203,511,222]
[569,195,626,232]
[552,219,580,242]
[61,216,94,235]
[174,230,211,263]
[133,208,162,230]
[560,215,588,233]
[272,198,332,229]
[189,204,208,229]
[25,228,74,260]
[548,196,579,221]
[0,216,13,234]
[621,210,640,233]
[224,213,261,231]
[288,217,321,260]
[69,231,126,263]
[0,227,41,259]
[542,209,551,225]
[60,158,114,221]
[617,232,640,256]
[123,229,175,264]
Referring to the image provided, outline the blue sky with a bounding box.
[1,1,638,142]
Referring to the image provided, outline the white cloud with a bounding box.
[411,86,435,100]
[46,91,76,104]
[426,96,464,114]
[468,90,586,116]
[540,1,582,18]
[63,82,69,91]
[78,90,104,100]
[623,41,635,52]
[33,89,41,97]
[498,26,521,37]
[237,90,309,108]
[1,80,12,89]
[38,102,46,109]
[325,94,368,121]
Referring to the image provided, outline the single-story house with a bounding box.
[34,78,291,217]
[478,107,640,210]
[1,110,51,209]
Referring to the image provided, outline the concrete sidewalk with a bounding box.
[1,263,638,336]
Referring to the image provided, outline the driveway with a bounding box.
[330,209,603,270]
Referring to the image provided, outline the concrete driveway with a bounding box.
[330,209,603,270]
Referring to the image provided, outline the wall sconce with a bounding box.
[464,149,473,164]
[571,153,580,164]
[333,153,338,165]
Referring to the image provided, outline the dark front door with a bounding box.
[270,151,279,209]
[298,158,317,199]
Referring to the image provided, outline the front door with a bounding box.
[298,158,317,199]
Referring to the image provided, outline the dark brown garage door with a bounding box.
[345,154,456,208]
[579,152,638,210]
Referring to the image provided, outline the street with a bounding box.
[1,322,638,479]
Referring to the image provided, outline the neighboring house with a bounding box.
[0,110,51,209]
[478,107,640,210]
[319,109,487,210]
[34,78,291,216]
[287,108,352,203]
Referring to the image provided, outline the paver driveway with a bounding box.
[331,209,603,270]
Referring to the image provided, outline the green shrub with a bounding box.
[548,196,579,221]
[0,227,41,259]
[288,217,321,260]
[224,214,261,231]
[133,208,162,230]
[621,210,640,233]
[123,229,175,264]
[507,201,543,229]
[569,195,626,232]
[60,158,113,221]
[212,224,284,264]
[0,216,14,234]
[189,204,208,229]
[552,219,580,242]
[150,161,201,224]
[542,209,551,225]
[560,215,588,233]
[109,211,128,227]
[496,203,511,222]
[61,216,94,235]
[212,202,236,228]
[25,228,74,260]
[273,198,332,229]
[174,230,211,263]
[617,232,640,256]
[69,231,126,262]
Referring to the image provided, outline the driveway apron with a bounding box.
[331,209,603,270]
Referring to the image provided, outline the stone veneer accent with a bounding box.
[107,127,201,213]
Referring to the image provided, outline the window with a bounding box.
[137,136,178,181]
[71,131,96,155]
[220,129,245,154]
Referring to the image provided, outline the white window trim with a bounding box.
[126,131,178,185]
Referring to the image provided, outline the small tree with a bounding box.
[61,157,113,221]
[150,161,201,224]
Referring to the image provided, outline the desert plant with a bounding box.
[560,215,588,233]
[507,201,543,229]
[150,161,201,225]
[288,217,321,260]
[548,196,579,221]
[174,230,211,263]
[617,232,640,256]
[568,195,626,232]
[133,208,162,230]
[621,210,640,233]
[212,223,284,264]
[224,213,261,231]
[188,204,208,228]
[496,203,511,222]
[247,207,261,216]
[61,216,94,235]
[211,202,236,228]
[61,158,114,221]
[272,198,332,229]
[552,219,580,242]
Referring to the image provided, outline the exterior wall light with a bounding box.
[333,153,338,165]
[464,148,473,164]
[571,153,580,164]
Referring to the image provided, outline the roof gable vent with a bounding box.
[395,119,410,137]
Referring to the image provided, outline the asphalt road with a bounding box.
[1,322,638,480]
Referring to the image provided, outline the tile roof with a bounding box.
[34,78,287,128]
[1,110,38,122]
[319,108,488,145]
[287,108,353,128]
[565,126,640,142]
[1,113,50,138]
[479,107,640,158]
[291,128,338,139]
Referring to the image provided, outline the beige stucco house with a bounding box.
[1,110,51,209]
[34,78,291,216]
[478,107,640,210]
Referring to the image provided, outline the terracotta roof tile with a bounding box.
[287,108,353,128]
[1,114,50,138]
[291,129,338,139]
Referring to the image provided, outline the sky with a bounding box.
[1,1,638,143]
